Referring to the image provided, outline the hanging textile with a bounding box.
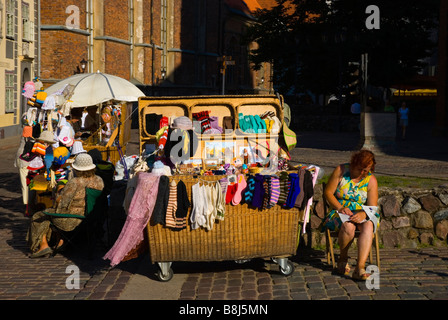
[104,173,161,267]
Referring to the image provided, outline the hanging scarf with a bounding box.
[103,173,160,267]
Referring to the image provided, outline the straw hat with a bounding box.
[38,130,57,144]
[71,140,86,155]
[72,153,96,171]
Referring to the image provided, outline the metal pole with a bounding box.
[221,68,225,95]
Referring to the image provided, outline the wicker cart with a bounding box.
[147,175,302,281]
[140,95,301,281]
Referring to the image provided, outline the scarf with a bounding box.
[104,173,160,266]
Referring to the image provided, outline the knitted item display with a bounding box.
[244,175,255,203]
[231,174,247,205]
[225,183,237,205]
[219,177,228,195]
[32,142,46,156]
[190,183,207,230]
[151,175,170,225]
[251,174,265,208]
[215,181,226,221]
[165,181,178,228]
[285,173,301,208]
[294,168,306,208]
[192,111,212,133]
[174,180,190,230]
[262,175,271,210]
[278,171,291,207]
[269,176,280,208]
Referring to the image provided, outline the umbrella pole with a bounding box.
[115,115,129,180]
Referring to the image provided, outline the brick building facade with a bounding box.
[39,0,273,96]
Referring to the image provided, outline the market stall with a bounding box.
[19,73,144,214]
[103,95,320,281]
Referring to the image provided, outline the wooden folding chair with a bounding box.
[322,183,380,270]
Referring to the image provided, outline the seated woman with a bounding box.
[26,153,104,258]
[321,149,379,281]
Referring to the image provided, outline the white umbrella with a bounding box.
[45,71,145,109]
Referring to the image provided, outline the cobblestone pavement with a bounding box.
[0,121,447,302]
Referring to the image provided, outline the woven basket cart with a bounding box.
[147,174,302,281]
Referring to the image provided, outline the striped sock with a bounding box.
[165,183,178,228]
[278,172,290,206]
[269,176,280,207]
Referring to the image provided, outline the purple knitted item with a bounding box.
[251,174,265,208]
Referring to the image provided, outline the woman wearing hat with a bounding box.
[26,153,104,258]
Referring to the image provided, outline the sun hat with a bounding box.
[171,116,193,131]
[71,140,86,155]
[58,125,74,147]
[72,153,96,171]
[26,156,45,171]
[38,130,56,144]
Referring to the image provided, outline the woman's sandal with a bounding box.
[336,261,351,276]
[352,268,371,281]
[29,247,53,259]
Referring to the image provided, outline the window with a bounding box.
[6,0,14,39]
[22,3,32,41]
[5,72,15,113]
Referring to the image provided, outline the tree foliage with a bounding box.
[243,0,439,96]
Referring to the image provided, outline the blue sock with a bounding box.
[285,173,300,208]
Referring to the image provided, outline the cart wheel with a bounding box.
[157,268,174,282]
[279,261,294,276]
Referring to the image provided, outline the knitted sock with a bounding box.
[244,175,255,203]
[225,183,237,204]
[244,116,253,133]
[219,177,228,195]
[251,174,265,208]
[249,115,258,133]
[165,182,178,228]
[262,176,271,210]
[269,176,280,207]
[238,113,246,132]
[285,173,300,208]
[255,115,266,133]
[232,174,247,205]
[278,171,290,206]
